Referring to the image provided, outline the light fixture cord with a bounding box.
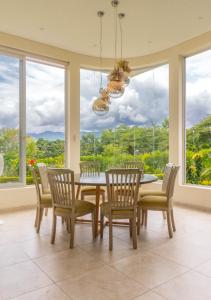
[99,14,103,89]
[119,16,123,60]
[114,4,118,62]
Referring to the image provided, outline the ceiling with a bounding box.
[0,0,211,58]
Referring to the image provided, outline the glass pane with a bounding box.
[80,65,169,178]
[26,60,65,184]
[185,50,211,185]
[0,54,20,184]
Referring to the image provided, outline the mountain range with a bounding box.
[29,130,101,141]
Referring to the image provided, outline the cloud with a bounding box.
[1,51,211,134]
[80,65,169,132]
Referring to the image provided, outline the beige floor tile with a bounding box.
[155,271,211,300]
[118,227,169,251]
[12,284,71,300]
[60,223,97,246]
[195,259,211,277]
[79,235,140,264]
[20,234,69,258]
[152,238,211,268]
[112,252,188,289]
[0,261,52,299]
[34,248,104,282]
[0,244,29,268]
[58,265,147,300]
[133,291,165,300]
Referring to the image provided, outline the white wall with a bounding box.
[0,31,211,211]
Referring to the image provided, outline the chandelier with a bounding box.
[92,0,131,115]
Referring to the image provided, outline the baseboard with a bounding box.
[175,202,211,213]
[0,204,36,214]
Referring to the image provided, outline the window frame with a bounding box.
[0,48,68,187]
[183,47,211,186]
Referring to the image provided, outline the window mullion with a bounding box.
[19,57,26,184]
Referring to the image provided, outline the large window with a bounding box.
[26,60,65,184]
[0,51,66,185]
[80,65,169,178]
[185,50,211,186]
[0,54,20,184]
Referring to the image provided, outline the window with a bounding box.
[185,50,211,186]
[0,54,20,184]
[26,60,65,184]
[80,65,169,178]
[0,50,66,186]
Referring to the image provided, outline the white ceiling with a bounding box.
[0,0,211,58]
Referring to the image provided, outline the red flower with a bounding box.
[28,159,36,167]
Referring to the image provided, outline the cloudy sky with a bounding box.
[1,50,211,134]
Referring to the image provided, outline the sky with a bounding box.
[1,50,211,134]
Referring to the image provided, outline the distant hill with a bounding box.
[29,130,102,141]
[29,131,64,141]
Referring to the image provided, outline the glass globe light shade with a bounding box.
[92,97,109,116]
[107,80,125,98]
[124,76,130,87]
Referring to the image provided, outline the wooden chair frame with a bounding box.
[48,168,96,248]
[137,164,179,238]
[100,168,141,250]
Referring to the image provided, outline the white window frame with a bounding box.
[0,48,68,187]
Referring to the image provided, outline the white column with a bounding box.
[169,54,184,184]
[66,60,80,172]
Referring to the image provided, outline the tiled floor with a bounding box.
[0,207,211,299]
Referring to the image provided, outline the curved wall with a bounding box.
[0,30,211,211]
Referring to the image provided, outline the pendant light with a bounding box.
[92,11,110,116]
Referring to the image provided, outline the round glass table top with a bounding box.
[74,173,158,186]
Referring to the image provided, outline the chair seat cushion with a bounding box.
[40,194,52,206]
[100,202,134,218]
[55,200,95,216]
[138,195,167,209]
[139,189,166,198]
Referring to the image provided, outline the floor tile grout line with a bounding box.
[9,283,55,300]
[150,247,211,271]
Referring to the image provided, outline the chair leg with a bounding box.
[69,217,75,249]
[170,209,176,232]
[144,210,148,227]
[92,210,97,240]
[66,219,70,233]
[76,185,81,200]
[167,210,173,238]
[51,213,57,244]
[141,209,145,226]
[36,208,44,233]
[102,191,105,203]
[34,207,38,227]
[45,208,48,216]
[109,216,113,251]
[100,212,104,239]
[162,211,166,220]
[129,219,132,237]
[137,207,141,235]
[132,216,137,249]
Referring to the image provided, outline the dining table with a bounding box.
[74,173,158,236]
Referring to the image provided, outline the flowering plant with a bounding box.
[28,159,37,167]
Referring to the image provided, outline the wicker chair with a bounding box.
[124,161,144,176]
[100,168,141,250]
[37,163,51,216]
[76,161,105,202]
[137,164,179,238]
[48,168,96,248]
[31,167,52,233]
[37,163,50,194]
